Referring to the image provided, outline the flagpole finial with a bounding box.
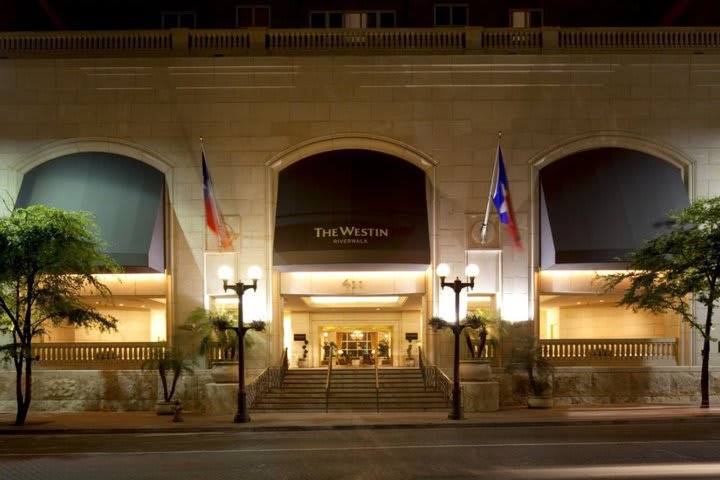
[497,131,502,138]
[199,136,204,143]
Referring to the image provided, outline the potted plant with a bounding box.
[405,339,415,367]
[505,336,556,408]
[298,339,309,368]
[378,337,390,364]
[142,346,196,415]
[185,307,265,383]
[322,340,337,365]
[429,309,503,381]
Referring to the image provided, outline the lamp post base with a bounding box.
[233,412,251,423]
[447,411,464,420]
[234,385,250,423]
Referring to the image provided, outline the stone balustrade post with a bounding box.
[465,27,483,51]
[170,28,190,56]
[542,27,560,52]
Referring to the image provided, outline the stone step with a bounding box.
[253,367,447,412]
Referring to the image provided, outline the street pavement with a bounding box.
[2,404,720,434]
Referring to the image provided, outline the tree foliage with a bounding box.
[599,197,720,408]
[429,309,506,359]
[141,347,196,403]
[505,336,556,397]
[0,205,120,425]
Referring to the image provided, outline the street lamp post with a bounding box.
[218,265,261,423]
[436,262,479,420]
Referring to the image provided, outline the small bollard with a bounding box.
[172,400,183,423]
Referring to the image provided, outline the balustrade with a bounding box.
[33,342,167,370]
[540,338,678,366]
[2,27,720,59]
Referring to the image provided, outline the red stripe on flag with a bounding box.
[202,150,233,251]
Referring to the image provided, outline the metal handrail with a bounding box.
[279,347,289,386]
[374,351,380,413]
[325,349,334,413]
[247,347,289,407]
[419,347,452,405]
[419,346,427,390]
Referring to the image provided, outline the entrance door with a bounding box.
[321,328,393,367]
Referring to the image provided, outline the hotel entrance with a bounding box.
[321,328,393,367]
[271,147,433,370]
[280,276,427,368]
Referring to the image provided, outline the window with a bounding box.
[309,11,396,28]
[161,11,196,29]
[434,4,468,26]
[510,8,543,28]
[236,5,270,27]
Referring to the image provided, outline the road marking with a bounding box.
[503,462,720,479]
[1,438,719,457]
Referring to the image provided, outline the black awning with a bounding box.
[15,152,165,272]
[540,147,689,270]
[273,149,430,271]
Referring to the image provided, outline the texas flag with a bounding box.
[492,146,522,250]
[202,150,234,251]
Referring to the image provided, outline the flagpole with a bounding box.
[480,131,502,244]
[200,136,207,252]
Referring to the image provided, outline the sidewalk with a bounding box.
[3,404,720,434]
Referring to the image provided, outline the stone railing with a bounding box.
[539,338,678,367]
[557,27,720,51]
[1,26,719,59]
[33,342,167,370]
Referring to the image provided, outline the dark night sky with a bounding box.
[0,0,717,31]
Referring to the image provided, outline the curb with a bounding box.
[3,412,720,435]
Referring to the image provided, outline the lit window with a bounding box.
[237,6,271,27]
[510,8,543,28]
[309,11,396,28]
[434,4,468,26]
[344,12,367,29]
[161,11,196,29]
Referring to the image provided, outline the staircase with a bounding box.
[252,367,448,412]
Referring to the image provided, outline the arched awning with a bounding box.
[15,152,165,272]
[273,149,430,271]
[540,147,689,269]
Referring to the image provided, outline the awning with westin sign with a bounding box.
[273,149,430,271]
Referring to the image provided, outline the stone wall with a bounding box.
[0,370,214,413]
[2,367,719,414]
[498,367,720,407]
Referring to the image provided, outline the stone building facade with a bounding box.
[2,22,720,410]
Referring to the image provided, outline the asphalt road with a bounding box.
[2,421,720,479]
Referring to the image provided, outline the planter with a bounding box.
[527,396,553,409]
[155,400,177,416]
[405,358,415,367]
[459,359,492,381]
[351,358,361,367]
[210,360,239,383]
[298,358,308,368]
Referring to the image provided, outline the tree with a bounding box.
[429,309,505,359]
[141,347,196,403]
[0,205,120,425]
[599,197,720,408]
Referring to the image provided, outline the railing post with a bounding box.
[542,27,560,52]
[465,27,483,51]
[170,28,190,56]
[249,28,266,54]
